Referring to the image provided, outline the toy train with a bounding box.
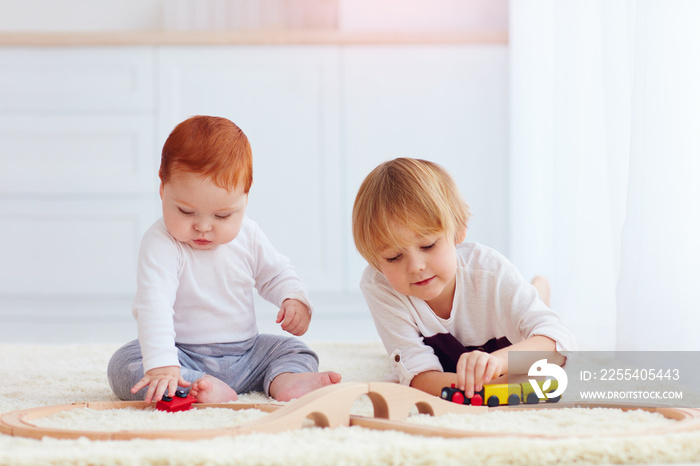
[441,380,561,407]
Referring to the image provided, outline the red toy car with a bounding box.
[156,389,196,412]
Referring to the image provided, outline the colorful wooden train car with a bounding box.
[441,380,561,407]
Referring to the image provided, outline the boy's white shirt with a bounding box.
[133,216,312,373]
[360,241,578,385]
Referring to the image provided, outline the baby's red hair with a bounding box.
[159,115,253,193]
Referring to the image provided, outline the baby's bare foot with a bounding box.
[189,375,238,403]
[270,371,342,402]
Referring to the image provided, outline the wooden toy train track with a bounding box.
[2,382,699,441]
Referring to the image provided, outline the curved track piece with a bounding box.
[350,401,700,439]
[0,401,283,441]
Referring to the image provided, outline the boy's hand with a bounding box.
[276,299,311,336]
[455,351,505,398]
[131,366,191,403]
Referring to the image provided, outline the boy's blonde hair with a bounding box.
[159,115,253,193]
[352,158,471,269]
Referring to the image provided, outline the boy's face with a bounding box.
[160,171,248,250]
[377,223,459,314]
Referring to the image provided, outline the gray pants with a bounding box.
[108,334,319,400]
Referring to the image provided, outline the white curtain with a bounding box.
[509,0,700,350]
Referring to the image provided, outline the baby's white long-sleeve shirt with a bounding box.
[132,216,311,372]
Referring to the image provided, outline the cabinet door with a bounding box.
[157,46,343,292]
[342,45,509,286]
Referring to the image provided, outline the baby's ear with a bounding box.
[158,170,164,200]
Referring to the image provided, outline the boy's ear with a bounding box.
[456,225,467,244]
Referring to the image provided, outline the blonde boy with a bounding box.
[353,158,576,397]
[108,116,340,403]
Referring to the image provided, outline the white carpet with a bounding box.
[2,341,700,465]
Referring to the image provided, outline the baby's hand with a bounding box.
[276,299,311,336]
[131,366,191,403]
[456,351,505,398]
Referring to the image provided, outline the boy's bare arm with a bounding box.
[410,336,563,398]
[409,371,458,397]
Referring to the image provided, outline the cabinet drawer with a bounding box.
[0,47,154,111]
[0,115,158,194]
[0,198,160,296]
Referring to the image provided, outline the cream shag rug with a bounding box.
[2,341,700,466]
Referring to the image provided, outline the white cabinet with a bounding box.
[0,47,159,297]
[0,43,508,298]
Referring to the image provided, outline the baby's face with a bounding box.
[160,172,248,250]
[377,223,458,315]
